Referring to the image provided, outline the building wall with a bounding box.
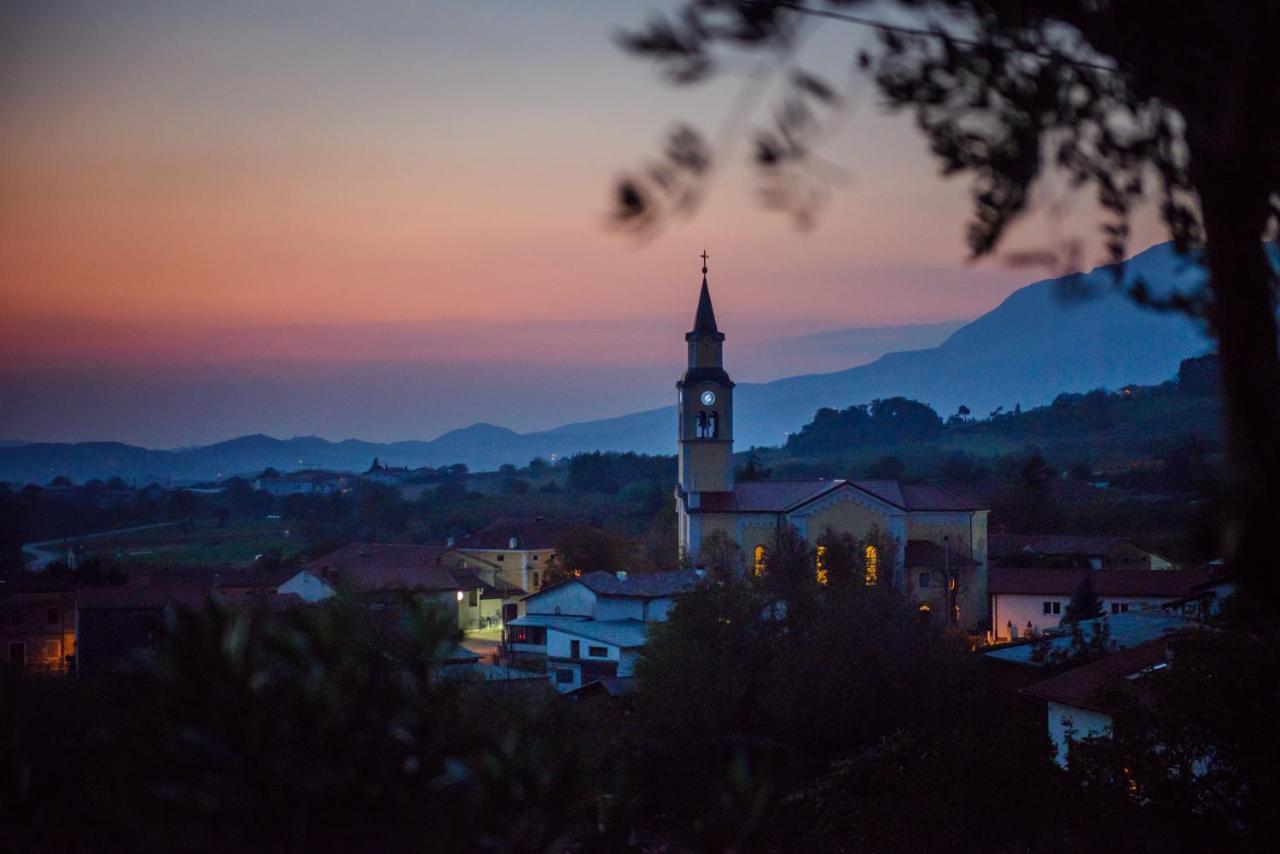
[0,592,76,674]
[443,548,557,594]
[546,628,624,663]
[594,597,644,622]
[1047,701,1113,768]
[992,593,1165,640]
[524,581,597,618]
[457,594,503,630]
[679,440,734,494]
[904,510,989,630]
[278,571,335,603]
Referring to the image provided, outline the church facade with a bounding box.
[674,266,990,629]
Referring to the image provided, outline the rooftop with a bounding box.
[451,517,569,551]
[547,618,650,648]
[305,542,459,594]
[575,569,706,598]
[988,567,1219,597]
[990,533,1137,558]
[1020,636,1175,713]
[986,611,1192,667]
[696,479,984,514]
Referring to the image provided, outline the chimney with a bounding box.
[615,571,628,582]
[509,536,518,550]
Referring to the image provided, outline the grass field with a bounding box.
[75,518,307,567]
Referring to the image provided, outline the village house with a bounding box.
[673,266,989,628]
[304,543,467,620]
[1020,635,1178,768]
[304,542,526,632]
[253,470,346,496]
[988,567,1220,641]
[440,517,563,598]
[0,574,77,674]
[75,564,326,675]
[505,569,705,691]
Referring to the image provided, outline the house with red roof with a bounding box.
[989,567,1224,641]
[439,516,566,599]
[1021,635,1176,768]
[672,266,990,629]
[990,533,1178,571]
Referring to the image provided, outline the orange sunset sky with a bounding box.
[1,1,1164,446]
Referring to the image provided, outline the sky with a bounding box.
[0,1,1165,447]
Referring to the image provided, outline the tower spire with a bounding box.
[690,250,721,339]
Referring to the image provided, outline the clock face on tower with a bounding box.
[700,390,716,406]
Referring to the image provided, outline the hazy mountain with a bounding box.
[742,320,968,378]
[0,242,1215,484]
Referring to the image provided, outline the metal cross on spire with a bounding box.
[700,249,709,274]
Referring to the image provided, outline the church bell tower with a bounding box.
[677,253,734,555]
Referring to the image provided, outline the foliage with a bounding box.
[1070,612,1280,845]
[1029,616,1113,667]
[0,596,594,852]
[550,525,637,582]
[565,452,674,496]
[785,397,943,456]
[695,528,742,582]
[1064,575,1103,624]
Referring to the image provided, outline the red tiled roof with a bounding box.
[1020,637,1173,712]
[728,480,839,512]
[697,479,985,514]
[453,517,570,551]
[532,569,705,600]
[989,567,1218,597]
[305,543,459,594]
[895,484,984,511]
[990,533,1133,558]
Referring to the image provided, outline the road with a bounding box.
[21,521,184,571]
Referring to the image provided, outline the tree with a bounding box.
[863,454,905,481]
[618,0,1280,603]
[736,452,772,482]
[550,525,636,582]
[696,528,743,581]
[1064,575,1103,624]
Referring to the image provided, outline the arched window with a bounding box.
[708,411,720,438]
[753,545,766,577]
[696,411,708,438]
[816,545,828,586]
[864,545,879,586]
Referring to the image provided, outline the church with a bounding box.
[675,261,990,629]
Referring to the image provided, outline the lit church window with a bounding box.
[754,545,765,577]
[816,545,828,586]
[864,545,879,586]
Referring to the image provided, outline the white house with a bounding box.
[989,568,1219,641]
[544,619,649,692]
[504,569,705,688]
[1021,636,1173,768]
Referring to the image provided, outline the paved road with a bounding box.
[21,521,184,571]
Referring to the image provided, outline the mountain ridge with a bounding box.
[0,241,1214,484]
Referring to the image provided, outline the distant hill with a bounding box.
[0,242,1217,484]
